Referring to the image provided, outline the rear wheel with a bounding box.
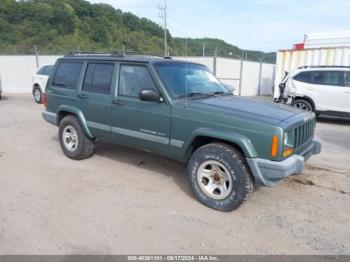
[33,86,42,103]
[187,142,253,212]
[59,115,95,160]
[291,99,313,112]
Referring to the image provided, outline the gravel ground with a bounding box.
[0,94,349,255]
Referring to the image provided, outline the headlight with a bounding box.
[284,131,294,147]
[283,131,295,158]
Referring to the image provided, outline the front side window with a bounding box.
[118,65,157,97]
[154,62,228,98]
[82,63,114,94]
[310,71,342,86]
[53,62,83,89]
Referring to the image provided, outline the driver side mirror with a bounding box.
[224,84,236,95]
[139,89,162,102]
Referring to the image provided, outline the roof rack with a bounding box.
[64,51,165,58]
[298,65,350,69]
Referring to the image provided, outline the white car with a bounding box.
[278,66,350,116]
[32,64,53,103]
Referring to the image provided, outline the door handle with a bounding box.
[77,93,88,99]
[112,99,124,105]
[344,91,350,94]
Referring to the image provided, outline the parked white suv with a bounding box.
[32,64,53,103]
[278,66,350,116]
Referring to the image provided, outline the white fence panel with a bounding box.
[240,61,260,96]
[260,64,275,96]
[1,55,275,96]
[0,55,60,93]
[174,56,214,71]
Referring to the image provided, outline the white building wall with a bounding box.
[0,55,275,96]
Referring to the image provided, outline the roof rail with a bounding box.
[298,65,350,69]
[64,50,167,59]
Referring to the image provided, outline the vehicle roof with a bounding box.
[59,53,202,65]
[296,66,350,71]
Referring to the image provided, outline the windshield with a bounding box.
[153,62,229,99]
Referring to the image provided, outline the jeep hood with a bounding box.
[180,96,301,125]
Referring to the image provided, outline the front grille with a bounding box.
[294,119,315,148]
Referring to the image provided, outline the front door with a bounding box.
[111,63,171,155]
[78,62,116,140]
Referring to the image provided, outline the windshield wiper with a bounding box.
[175,92,211,99]
[210,91,231,96]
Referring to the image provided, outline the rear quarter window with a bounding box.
[293,71,312,83]
[53,62,83,89]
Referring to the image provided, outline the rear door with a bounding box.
[110,63,171,155]
[309,71,344,112]
[78,62,116,140]
[47,61,84,113]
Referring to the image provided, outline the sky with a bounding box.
[88,0,350,52]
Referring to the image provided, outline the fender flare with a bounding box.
[57,105,94,139]
[185,127,258,158]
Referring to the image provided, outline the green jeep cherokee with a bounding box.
[43,53,321,211]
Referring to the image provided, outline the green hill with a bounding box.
[0,0,276,63]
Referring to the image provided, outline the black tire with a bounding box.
[187,142,253,212]
[291,99,313,112]
[33,86,42,104]
[58,115,95,160]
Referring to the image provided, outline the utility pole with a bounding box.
[34,45,39,69]
[159,0,168,56]
[213,47,218,76]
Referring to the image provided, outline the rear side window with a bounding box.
[37,66,46,75]
[344,72,350,87]
[310,71,342,86]
[293,72,312,83]
[53,62,83,89]
[42,65,53,76]
[37,65,52,76]
[118,65,157,97]
[82,63,114,94]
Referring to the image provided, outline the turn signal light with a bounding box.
[283,148,294,158]
[271,135,279,157]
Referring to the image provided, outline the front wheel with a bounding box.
[187,143,253,212]
[59,115,95,160]
[291,99,313,112]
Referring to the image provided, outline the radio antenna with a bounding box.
[185,26,188,108]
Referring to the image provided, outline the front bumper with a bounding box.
[246,138,322,187]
